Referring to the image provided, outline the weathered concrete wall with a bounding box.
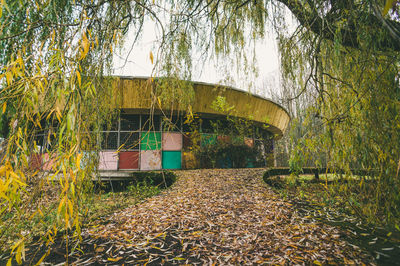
[114,77,290,138]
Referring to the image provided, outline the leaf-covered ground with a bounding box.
[22,169,375,264]
[68,168,371,265]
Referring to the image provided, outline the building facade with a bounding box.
[32,77,290,171]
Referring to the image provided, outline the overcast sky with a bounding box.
[112,19,282,98]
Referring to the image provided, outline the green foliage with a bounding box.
[1,0,400,263]
[277,0,400,226]
[127,182,161,200]
[129,171,177,188]
[0,1,146,263]
[154,77,195,113]
[198,141,262,169]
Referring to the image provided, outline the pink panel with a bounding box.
[99,151,118,170]
[162,132,183,151]
[43,153,57,171]
[140,150,161,170]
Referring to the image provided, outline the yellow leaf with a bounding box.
[107,257,122,262]
[76,70,81,87]
[16,243,24,264]
[55,107,62,123]
[0,192,10,202]
[35,248,50,266]
[76,153,82,169]
[68,199,73,216]
[58,197,65,214]
[81,32,90,59]
[0,165,5,176]
[383,0,395,15]
[10,171,27,186]
[157,97,161,108]
[1,0,10,13]
[150,51,154,64]
[5,71,12,85]
[1,102,5,114]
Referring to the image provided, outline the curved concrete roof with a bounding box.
[114,76,290,138]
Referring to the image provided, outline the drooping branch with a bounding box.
[277,0,400,52]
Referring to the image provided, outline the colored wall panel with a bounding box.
[119,151,139,169]
[30,154,42,170]
[246,158,255,168]
[162,132,183,151]
[140,132,161,150]
[182,151,199,169]
[162,151,182,169]
[42,153,57,171]
[217,157,232,168]
[140,150,161,170]
[99,151,118,170]
[201,134,217,147]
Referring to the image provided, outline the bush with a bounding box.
[198,142,263,168]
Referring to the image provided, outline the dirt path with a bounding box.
[66,168,371,265]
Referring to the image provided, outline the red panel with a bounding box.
[119,151,139,169]
[30,154,42,170]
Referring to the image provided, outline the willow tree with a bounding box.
[0,0,399,263]
[278,0,400,226]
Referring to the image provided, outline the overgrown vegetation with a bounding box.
[264,171,400,263]
[1,0,400,263]
[0,171,176,264]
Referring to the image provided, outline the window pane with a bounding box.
[101,119,119,131]
[101,132,118,149]
[120,132,140,150]
[201,118,215,133]
[141,115,160,131]
[120,114,140,131]
[162,115,182,132]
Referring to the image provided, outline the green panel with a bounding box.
[162,151,182,169]
[246,158,254,168]
[217,156,232,168]
[201,134,217,147]
[140,132,161,150]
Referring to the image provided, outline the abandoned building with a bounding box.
[32,77,290,171]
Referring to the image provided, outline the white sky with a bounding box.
[112,20,282,99]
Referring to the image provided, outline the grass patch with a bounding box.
[84,180,164,224]
[0,171,177,256]
[263,171,400,264]
[264,173,379,218]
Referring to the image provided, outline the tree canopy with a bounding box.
[0,0,399,263]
